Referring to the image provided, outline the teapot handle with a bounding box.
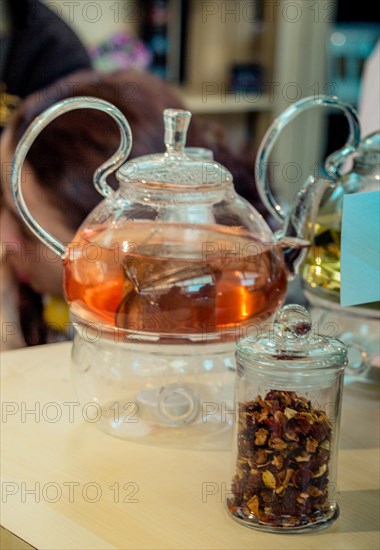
[11,97,132,258]
[255,95,361,223]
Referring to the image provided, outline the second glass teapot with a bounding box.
[255,95,379,384]
[10,97,343,445]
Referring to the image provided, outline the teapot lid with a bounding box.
[355,130,380,166]
[236,304,347,372]
[117,109,233,187]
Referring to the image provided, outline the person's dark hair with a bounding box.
[7,68,264,345]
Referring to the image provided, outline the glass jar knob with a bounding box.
[274,304,313,342]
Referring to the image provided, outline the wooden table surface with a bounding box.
[1,342,379,550]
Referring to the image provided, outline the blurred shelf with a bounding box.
[141,0,332,187]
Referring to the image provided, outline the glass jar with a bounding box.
[227,304,347,532]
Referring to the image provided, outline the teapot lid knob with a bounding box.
[164,109,191,154]
[118,107,232,186]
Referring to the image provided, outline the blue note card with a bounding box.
[340,190,380,307]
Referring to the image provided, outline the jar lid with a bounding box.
[236,304,347,372]
[117,109,232,188]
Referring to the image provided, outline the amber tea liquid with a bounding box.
[64,223,287,339]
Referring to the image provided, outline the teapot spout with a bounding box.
[276,175,333,279]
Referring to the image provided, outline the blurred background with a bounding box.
[37,0,380,204]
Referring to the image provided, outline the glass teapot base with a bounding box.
[71,334,236,450]
[96,399,234,450]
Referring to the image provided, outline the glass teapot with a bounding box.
[256,95,379,384]
[10,97,343,446]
